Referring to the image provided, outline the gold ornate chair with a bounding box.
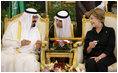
[78,12,117,72]
[4,13,49,66]
[37,15,49,65]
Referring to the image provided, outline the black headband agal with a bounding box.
[25,10,38,14]
[56,10,69,19]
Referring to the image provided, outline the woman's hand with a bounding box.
[35,40,42,50]
[87,41,96,53]
[21,40,31,46]
[90,56,101,62]
[90,53,106,63]
[89,42,96,49]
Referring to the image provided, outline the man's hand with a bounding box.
[35,40,42,50]
[21,40,31,46]
[85,12,89,17]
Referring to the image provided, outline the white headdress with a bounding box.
[54,10,72,38]
[20,8,40,40]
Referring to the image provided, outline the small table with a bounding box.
[45,50,74,66]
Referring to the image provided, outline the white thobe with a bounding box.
[1,21,41,72]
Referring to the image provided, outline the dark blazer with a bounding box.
[83,26,116,61]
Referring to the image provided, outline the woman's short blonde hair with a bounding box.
[88,8,105,23]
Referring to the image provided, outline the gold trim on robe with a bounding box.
[54,24,57,38]
[16,21,22,53]
[71,24,74,38]
[17,21,21,40]
[37,26,42,41]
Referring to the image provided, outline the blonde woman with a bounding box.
[83,8,116,72]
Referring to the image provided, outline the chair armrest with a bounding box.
[73,41,82,48]
[73,41,83,65]
[42,41,48,49]
[42,41,48,46]
[41,41,48,65]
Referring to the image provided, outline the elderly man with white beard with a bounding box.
[1,8,42,72]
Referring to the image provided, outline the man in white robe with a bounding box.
[54,10,74,38]
[49,10,74,39]
[1,8,42,72]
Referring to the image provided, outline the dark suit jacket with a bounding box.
[76,1,102,37]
